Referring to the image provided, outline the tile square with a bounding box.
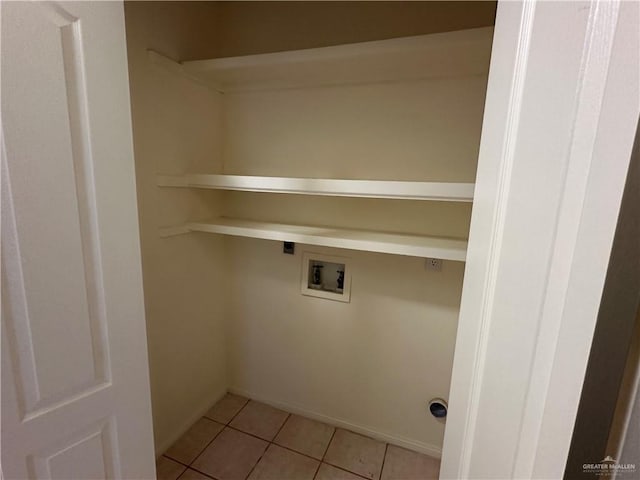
[324,429,386,480]
[156,456,186,480]
[248,444,319,480]
[178,469,213,480]
[274,414,335,459]
[380,445,440,480]
[165,418,224,465]
[205,393,249,424]
[315,463,367,480]
[192,427,268,480]
[229,400,289,441]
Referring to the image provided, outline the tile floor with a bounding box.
[157,393,440,480]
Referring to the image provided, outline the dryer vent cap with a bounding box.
[429,398,448,418]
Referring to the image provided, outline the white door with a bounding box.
[1,1,156,479]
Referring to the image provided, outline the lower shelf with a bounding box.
[160,218,468,261]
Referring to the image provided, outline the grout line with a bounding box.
[202,394,251,425]
[177,464,220,480]
[318,429,384,480]
[242,441,269,480]
[311,459,323,480]
[270,440,325,463]
[322,459,376,480]
[226,397,251,425]
[320,428,337,462]
[162,454,191,468]
[313,428,337,480]
[319,462,371,480]
[163,454,222,480]
[202,395,250,424]
[250,412,292,480]
[166,395,430,480]
[272,413,291,441]
[379,443,389,480]
[186,422,226,470]
[225,420,326,465]
[174,465,188,480]
[231,399,281,480]
[186,465,222,480]
[160,455,188,478]
[166,423,368,480]
[170,393,245,471]
[226,424,279,443]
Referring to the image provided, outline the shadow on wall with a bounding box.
[129,0,497,61]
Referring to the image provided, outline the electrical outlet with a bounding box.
[425,258,443,271]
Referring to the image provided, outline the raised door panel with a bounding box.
[2,1,110,416]
[31,419,118,480]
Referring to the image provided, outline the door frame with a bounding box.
[441,1,639,478]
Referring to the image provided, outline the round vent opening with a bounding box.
[429,398,448,419]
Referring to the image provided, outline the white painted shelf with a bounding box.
[157,174,474,202]
[159,218,468,261]
[153,27,493,92]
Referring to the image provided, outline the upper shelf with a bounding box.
[155,27,493,92]
[157,174,475,202]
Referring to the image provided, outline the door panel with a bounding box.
[3,0,109,414]
[1,2,155,478]
[31,418,118,480]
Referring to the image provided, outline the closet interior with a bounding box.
[124,1,496,475]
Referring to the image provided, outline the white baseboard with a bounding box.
[155,386,227,458]
[228,386,442,459]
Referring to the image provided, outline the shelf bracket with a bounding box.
[147,50,223,93]
[158,224,191,238]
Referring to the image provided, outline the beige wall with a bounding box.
[188,1,496,59]
[219,67,485,456]
[124,2,227,455]
[127,1,496,61]
[225,239,465,455]
[221,78,487,182]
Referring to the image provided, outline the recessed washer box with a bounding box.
[301,252,351,303]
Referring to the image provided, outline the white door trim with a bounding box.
[441,1,639,478]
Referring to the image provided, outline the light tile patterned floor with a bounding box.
[157,393,440,480]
